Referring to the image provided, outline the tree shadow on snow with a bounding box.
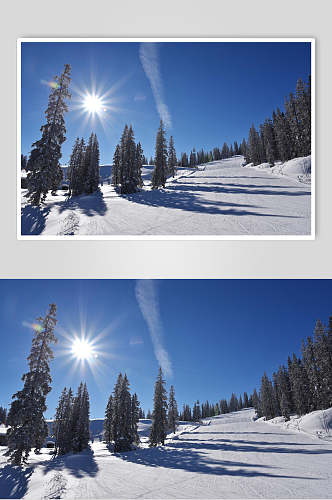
[171,438,332,455]
[0,464,34,499]
[124,189,301,219]
[56,189,107,218]
[21,205,51,236]
[42,447,99,479]
[118,446,317,480]
[166,182,310,198]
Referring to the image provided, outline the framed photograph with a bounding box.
[18,38,314,240]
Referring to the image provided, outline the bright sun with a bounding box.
[83,94,103,114]
[71,338,94,360]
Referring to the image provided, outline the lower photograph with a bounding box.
[0,279,331,499]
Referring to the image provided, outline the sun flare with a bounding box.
[83,94,103,114]
[71,338,94,360]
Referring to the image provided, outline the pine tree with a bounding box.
[84,133,100,194]
[243,392,249,408]
[260,373,277,419]
[288,354,311,415]
[135,142,144,188]
[247,124,264,165]
[262,119,278,165]
[26,65,71,205]
[0,407,7,425]
[21,154,27,170]
[104,394,113,443]
[302,336,321,410]
[229,393,239,412]
[7,304,57,465]
[111,144,121,187]
[313,320,332,409]
[67,138,86,196]
[130,393,140,445]
[149,367,168,446]
[151,120,168,189]
[273,108,293,162]
[167,136,177,177]
[53,387,74,455]
[167,385,178,433]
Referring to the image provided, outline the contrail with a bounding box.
[139,43,172,129]
[135,280,173,377]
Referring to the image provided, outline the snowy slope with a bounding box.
[245,156,311,184]
[21,156,311,236]
[1,408,332,499]
[257,407,332,440]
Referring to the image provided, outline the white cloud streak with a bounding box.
[135,280,173,377]
[139,43,172,129]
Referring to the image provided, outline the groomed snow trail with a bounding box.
[21,157,311,236]
[2,408,331,499]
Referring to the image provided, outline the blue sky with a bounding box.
[21,41,311,165]
[1,279,330,419]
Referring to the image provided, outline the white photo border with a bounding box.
[17,37,315,241]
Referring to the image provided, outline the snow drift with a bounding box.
[256,407,332,440]
[245,155,311,184]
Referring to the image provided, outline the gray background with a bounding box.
[1,0,330,279]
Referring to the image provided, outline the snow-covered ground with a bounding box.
[1,408,331,499]
[256,407,332,441]
[245,155,311,185]
[20,156,311,237]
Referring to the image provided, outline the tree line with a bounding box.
[245,76,311,166]
[255,316,332,421]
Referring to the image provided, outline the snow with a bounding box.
[257,407,332,440]
[1,408,332,499]
[245,155,311,184]
[21,156,311,236]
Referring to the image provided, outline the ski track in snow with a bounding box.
[21,157,311,236]
[1,408,332,499]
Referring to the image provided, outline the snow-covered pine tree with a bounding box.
[130,393,140,445]
[221,142,229,159]
[111,373,123,445]
[151,120,168,189]
[288,354,311,415]
[114,373,132,451]
[192,400,201,421]
[259,373,278,419]
[0,407,7,425]
[135,142,144,188]
[26,65,71,206]
[120,125,136,194]
[53,387,74,455]
[70,382,83,453]
[104,394,113,443]
[84,133,100,194]
[229,393,239,412]
[262,119,278,165]
[111,144,121,187]
[302,336,321,411]
[247,124,264,165]
[295,76,311,156]
[77,383,90,451]
[6,304,58,465]
[313,320,332,409]
[167,136,177,177]
[149,367,168,446]
[21,154,27,170]
[273,108,293,162]
[67,138,86,196]
[251,388,261,417]
[167,385,178,433]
